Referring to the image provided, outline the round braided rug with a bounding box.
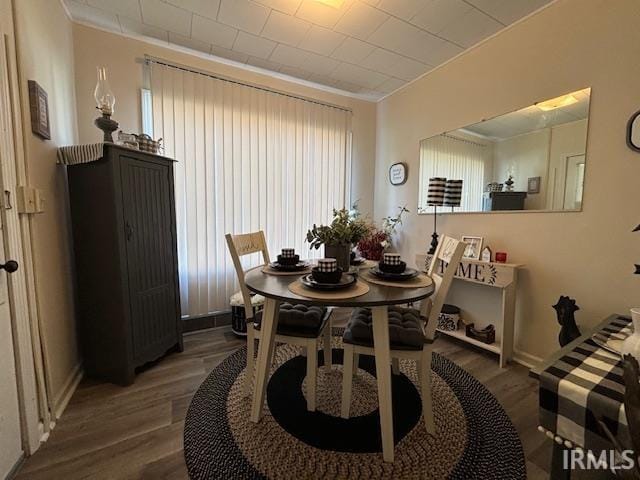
[184,331,526,479]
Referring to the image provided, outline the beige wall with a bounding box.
[14,0,79,406]
[375,0,640,362]
[71,24,377,216]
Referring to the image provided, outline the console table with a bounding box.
[416,254,522,367]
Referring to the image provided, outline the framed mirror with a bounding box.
[418,88,591,214]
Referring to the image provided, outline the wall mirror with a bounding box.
[418,88,591,214]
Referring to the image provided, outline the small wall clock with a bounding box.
[389,162,407,185]
[627,110,640,152]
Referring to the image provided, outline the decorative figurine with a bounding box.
[553,296,581,347]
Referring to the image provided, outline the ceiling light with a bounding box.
[314,0,345,8]
[536,94,578,111]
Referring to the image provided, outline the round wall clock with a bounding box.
[627,110,640,152]
[389,162,407,185]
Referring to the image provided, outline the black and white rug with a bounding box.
[184,332,526,479]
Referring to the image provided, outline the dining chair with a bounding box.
[225,231,333,411]
[340,236,466,434]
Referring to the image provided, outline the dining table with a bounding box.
[244,263,435,463]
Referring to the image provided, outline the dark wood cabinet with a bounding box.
[67,144,182,386]
[483,191,528,211]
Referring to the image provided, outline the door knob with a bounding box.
[0,260,18,273]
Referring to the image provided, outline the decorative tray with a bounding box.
[370,267,419,281]
[300,273,357,290]
[269,261,309,272]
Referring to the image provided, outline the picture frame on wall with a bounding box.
[389,162,407,185]
[461,236,483,260]
[628,110,640,152]
[527,176,541,194]
[28,80,51,140]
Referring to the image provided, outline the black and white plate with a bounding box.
[269,261,309,272]
[300,273,357,290]
[370,267,419,281]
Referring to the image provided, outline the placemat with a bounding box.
[261,265,312,276]
[288,279,370,299]
[360,270,433,289]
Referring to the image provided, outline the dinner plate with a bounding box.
[300,273,357,290]
[370,267,419,281]
[269,261,309,272]
[591,332,626,356]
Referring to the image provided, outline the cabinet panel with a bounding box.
[120,156,178,362]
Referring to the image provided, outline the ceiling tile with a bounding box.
[466,0,550,25]
[391,56,429,81]
[269,44,310,68]
[140,0,192,36]
[278,65,311,80]
[376,0,424,20]
[438,7,503,48]
[410,0,472,35]
[233,31,277,59]
[334,79,365,93]
[298,25,345,56]
[331,62,388,89]
[253,0,303,15]
[368,16,444,63]
[169,32,212,54]
[246,55,283,71]
[330,36,375,63]
[217,0,270,35]
[425,40,463,65]
[191,14,238,49]
[377,76,406,94]
[261,10,311,46]
[333,1,389,39]
[86,0,142,21]
[360,48,403,75]
[307,72,339,88]
[164,0,221,20]
[295,0,354,29]
[211,45,249,63]
[120,16,169,42]
[66,1,122,31]
[300,52,340,76]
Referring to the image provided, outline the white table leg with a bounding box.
[250,298,279,423]
[371,305,394,462]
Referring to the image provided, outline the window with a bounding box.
[147,61,352,317]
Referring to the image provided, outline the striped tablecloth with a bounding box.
[57,143,106,165]
[539,315,632,451]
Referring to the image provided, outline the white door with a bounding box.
[563,154,586,210]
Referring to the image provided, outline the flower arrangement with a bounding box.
[357,206,409,260]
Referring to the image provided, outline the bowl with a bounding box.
[277,254,299,266]
[311,266,342,284]
[379,261,406,274]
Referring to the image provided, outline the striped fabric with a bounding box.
[444,179,463,207]
[57,143,105,165]
[317,258,337,272]
[539,316,631,451]
[427,177,446,206]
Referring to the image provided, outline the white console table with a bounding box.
[416,254,522,368]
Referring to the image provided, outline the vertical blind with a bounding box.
[418,134,489,212]
[149,61,352,317]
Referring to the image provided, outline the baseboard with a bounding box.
[182,311,231,333]
[52,363,83,420]
[6,453,25,480]
[512,349,543,370]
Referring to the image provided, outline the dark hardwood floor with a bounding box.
[15,309,552,479]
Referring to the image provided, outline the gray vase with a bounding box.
[323,243,351,272]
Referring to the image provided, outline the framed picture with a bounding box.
[28,80,50,140]
[389,162,407,185]
[527,176,541,194]
[628,110,640,153]
[461,236,483,260]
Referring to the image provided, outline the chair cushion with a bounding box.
[254,303,329,338]
[343,306,429,351]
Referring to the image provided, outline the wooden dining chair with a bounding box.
[340,235,466,434]
[225,231,333,411]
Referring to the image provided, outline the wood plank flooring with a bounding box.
[15,309,552,479]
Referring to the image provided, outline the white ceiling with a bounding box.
[463,88,591,140]
[63,0,555,100]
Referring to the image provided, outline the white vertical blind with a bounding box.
[418,134,490,212]
[149,61,351,317]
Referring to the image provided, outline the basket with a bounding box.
[136,134,163,154]
[230,291,265,336]
[437,304,461,331]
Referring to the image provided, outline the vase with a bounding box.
[324,243,351,271]
[622,308,640,362]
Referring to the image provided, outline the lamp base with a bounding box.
[427,231,439,255]
[94,113,119,143]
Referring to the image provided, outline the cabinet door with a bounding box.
[120,156,178,362]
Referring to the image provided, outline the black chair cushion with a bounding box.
[343,306,430,351]
[254,303,328,338]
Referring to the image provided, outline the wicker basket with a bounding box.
[230,291,265,337]
[136,134,163,154]
[437,304,461,331]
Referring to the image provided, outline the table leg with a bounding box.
[371,305,394,462]
[250,298,280,423]
[550,442,571,480]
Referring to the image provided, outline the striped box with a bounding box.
[427,177,446,206]
[281,248,295,258]
[382,253,402,265]
[317,258,338,272]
